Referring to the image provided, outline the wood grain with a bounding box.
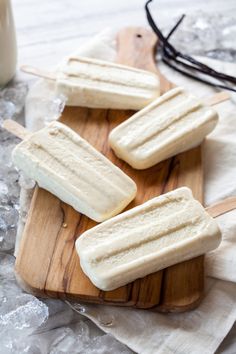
[15,27,203,311]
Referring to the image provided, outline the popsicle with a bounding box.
[21,56,160,109]
[109,87,219,169]
[5,120,137,222]
[76,187,221,291]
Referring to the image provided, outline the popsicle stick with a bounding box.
[207,197,236,218]
[206,91,230,107]
[21,65,56,81]
[2,119,30,140]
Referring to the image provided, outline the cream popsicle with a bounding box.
[76,187,221,291]
[55,56,160,109]
[12,121,137,222]
[109,87,219,169]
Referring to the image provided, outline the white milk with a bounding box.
[0,0,17,87]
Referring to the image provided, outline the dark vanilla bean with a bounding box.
[145,0,236,92]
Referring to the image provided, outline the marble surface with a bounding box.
[0,0,236,353]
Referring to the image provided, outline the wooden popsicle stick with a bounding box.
[207,197,236,218]
[21,65,56,81]
[2,119,30,140]
[206,91,230,107]
[208,91,230,106]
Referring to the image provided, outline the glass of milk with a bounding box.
[0,0,17,87]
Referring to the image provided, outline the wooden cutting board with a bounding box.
[15,27,204,312]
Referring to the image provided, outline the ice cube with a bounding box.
[0,100,15,123]
[2,82,28,115]
[167,11,236,62]
[0,294,48,331]
[89,334,132,354]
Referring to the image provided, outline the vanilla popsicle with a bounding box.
[55,56,160,109]
[76,187,221,291]
[12,121,137,222]
[109,87,219,169]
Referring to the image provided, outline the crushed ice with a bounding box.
[165,11,236,62]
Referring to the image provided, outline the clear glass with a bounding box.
[0,0,17,87]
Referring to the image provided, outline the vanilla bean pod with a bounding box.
[163,51,236,84]
[162,58,236,92]
[145,0,236,92]
[166,15,185,40]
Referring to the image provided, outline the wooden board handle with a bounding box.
[2,119,30,140]
[116,27,158,72]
